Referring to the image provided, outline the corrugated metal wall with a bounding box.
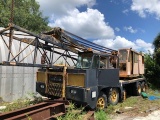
[0,38,37,101]
[0,28,76,102]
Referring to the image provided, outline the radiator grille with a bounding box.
[47,82,63,97]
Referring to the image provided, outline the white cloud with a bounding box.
[115,27,120,32]
[93,36,154,53]
[36,0,153,54]
[124,26,137,33]
[36,0,114,39]
[37,0,96,17]
[122,9,129,14]
[49,8,115,39]
[131,0,160,20]
[135,39,154,53]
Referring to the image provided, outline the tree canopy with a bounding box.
[144,33,160,88]
[0,0,50,33]
[153,33,160,65]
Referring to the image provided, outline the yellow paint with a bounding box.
[62,66,67,98]
[46,66,67,98]
[67,74,85,87]
[36,72,45,82]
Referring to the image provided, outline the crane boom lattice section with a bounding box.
[0,24,117,67]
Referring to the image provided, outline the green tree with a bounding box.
[144,33,160,88]
[153,33,160,65]
[0,0,50,33]
[144,53,160,88]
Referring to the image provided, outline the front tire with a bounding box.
[96,92,107,109]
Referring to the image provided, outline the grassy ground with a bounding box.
[0,95,43,113]
[106,89,160,117]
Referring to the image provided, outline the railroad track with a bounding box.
[0,99,94,120]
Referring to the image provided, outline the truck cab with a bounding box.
[66,51,121,109]
[36,49,146,110]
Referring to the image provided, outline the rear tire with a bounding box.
[122,89,127,101]
[134,82,141,96]
[141,82,146,92]
[108,88,119,105]
[96,92,107,109]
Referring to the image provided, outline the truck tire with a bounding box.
[141,82,147,92]
[134,82,141,96]
[108,88,119,105]
[122,89,127,101]
[141,82,146,92]
[96,92,107,109]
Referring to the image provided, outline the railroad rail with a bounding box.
[0,99,95,120]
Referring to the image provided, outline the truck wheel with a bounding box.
[141,82,148,92]
[96,92,107,109]
[123,89,127,101]
[141,82,146,92]
[108,88,119,105]
[134,82,141,96]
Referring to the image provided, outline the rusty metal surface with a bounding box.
[44,99,70,105]
[0,24,77,68]
[83,111,95,120]
[0,99,95,120]
[0,102,66,120]
[0,23,116,68]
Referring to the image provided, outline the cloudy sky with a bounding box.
[36,0,160,53]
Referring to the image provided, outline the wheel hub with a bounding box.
[97,98,105,109]
[111,91,117,102]
[138,86,141,94]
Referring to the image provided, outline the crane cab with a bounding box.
[118,48,144,78]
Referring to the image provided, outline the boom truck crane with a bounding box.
[0,24,147,109]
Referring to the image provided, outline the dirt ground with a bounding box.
[109,93,160,120]
[112,110,160,120]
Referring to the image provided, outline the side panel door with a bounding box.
[98,69,119,87]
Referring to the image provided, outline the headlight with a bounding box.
[70,89,77,94]
[40,84,45,89]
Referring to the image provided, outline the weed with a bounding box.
[0,93,43,113]
[106,105,115,114]
[57,103,84,120]
[95,110,110,120]
[26,114,32,120]
[1,98,31,112]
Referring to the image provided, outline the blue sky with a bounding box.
[37,0,160,53]
[94,0,160,43]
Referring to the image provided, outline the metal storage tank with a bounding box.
[0,27,76,102]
